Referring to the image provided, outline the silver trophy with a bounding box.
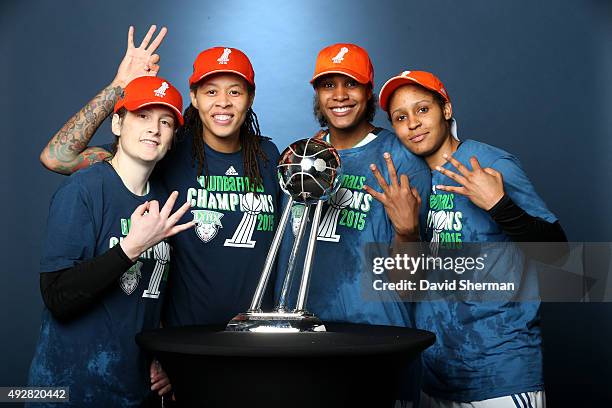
[226,138,342,332]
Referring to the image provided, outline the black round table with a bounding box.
[136,323,435,408]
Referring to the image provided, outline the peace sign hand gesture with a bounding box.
[111,25,167,89]
[435,154,505,211]
[363,152,422,242]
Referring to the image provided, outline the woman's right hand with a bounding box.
[120,191,194,261]
[110,25,167,89]
[363,152,422,242]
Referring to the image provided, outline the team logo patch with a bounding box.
[192,210,224,243]
[332,47,349,64]
[224,192,262,248]
[317,188,352,242]
[291,204,306,237]
[120,261,143,295]
[142,242,170,299]
[217,48,231,64]
[429,210,447,256]
[154,82,169,97]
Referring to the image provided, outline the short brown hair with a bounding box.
[110,107,180,156]
[110,108,128,155]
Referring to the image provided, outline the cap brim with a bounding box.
[379,76,449,112]
[379,77,419,112]
[310,68,370,86]
[189,69,255,88]
[123,100,184,126]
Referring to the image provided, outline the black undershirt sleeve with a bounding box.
[487,194,569,264]
[40,244,135,322]
[487,194,568,242]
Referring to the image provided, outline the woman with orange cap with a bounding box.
[155,46,281,328]
[28,74,193,406]
[39,28,281,330]
[372,70,568,407]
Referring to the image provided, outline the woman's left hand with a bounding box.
[435,154,505,210]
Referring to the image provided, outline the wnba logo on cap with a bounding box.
[217,48,232,64]
[311,43,373,86]
[154,82,169,97]
[189,47,255,88]
[332,47,349,64]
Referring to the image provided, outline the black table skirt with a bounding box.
[137,323,435,408]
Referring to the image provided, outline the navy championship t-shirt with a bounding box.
[274,128,431,327]
[154,132,281,326]
[28,162,170,407]
[418,139,557,402]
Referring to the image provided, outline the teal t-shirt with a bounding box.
[28,162,169,407]
[274,128,431,327]
[418,139,557,401]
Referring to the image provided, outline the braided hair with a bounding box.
[180,84,269,189]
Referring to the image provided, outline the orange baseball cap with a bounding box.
[114,76,184,125]
[379,70,450,112]
[189,47,255,88]
[311,43,374,87]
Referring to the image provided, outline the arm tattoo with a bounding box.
[46,85,122,166]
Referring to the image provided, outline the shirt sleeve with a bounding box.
[40,244,134,321]
[490,156,557,223]
[40,179,97,272]
[488,193,568,242]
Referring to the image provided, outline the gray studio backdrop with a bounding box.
[1,0,611,405]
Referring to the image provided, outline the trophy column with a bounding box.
[226,138,342,332]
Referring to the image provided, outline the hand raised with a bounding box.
[363,152,422,242]
[120,191,194,261]
[435,154,505,210]
[111,25,167,89]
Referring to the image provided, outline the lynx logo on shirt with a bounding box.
[120,261,143,295]
[192,210,224,243]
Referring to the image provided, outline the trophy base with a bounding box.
[225,311,327,333]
